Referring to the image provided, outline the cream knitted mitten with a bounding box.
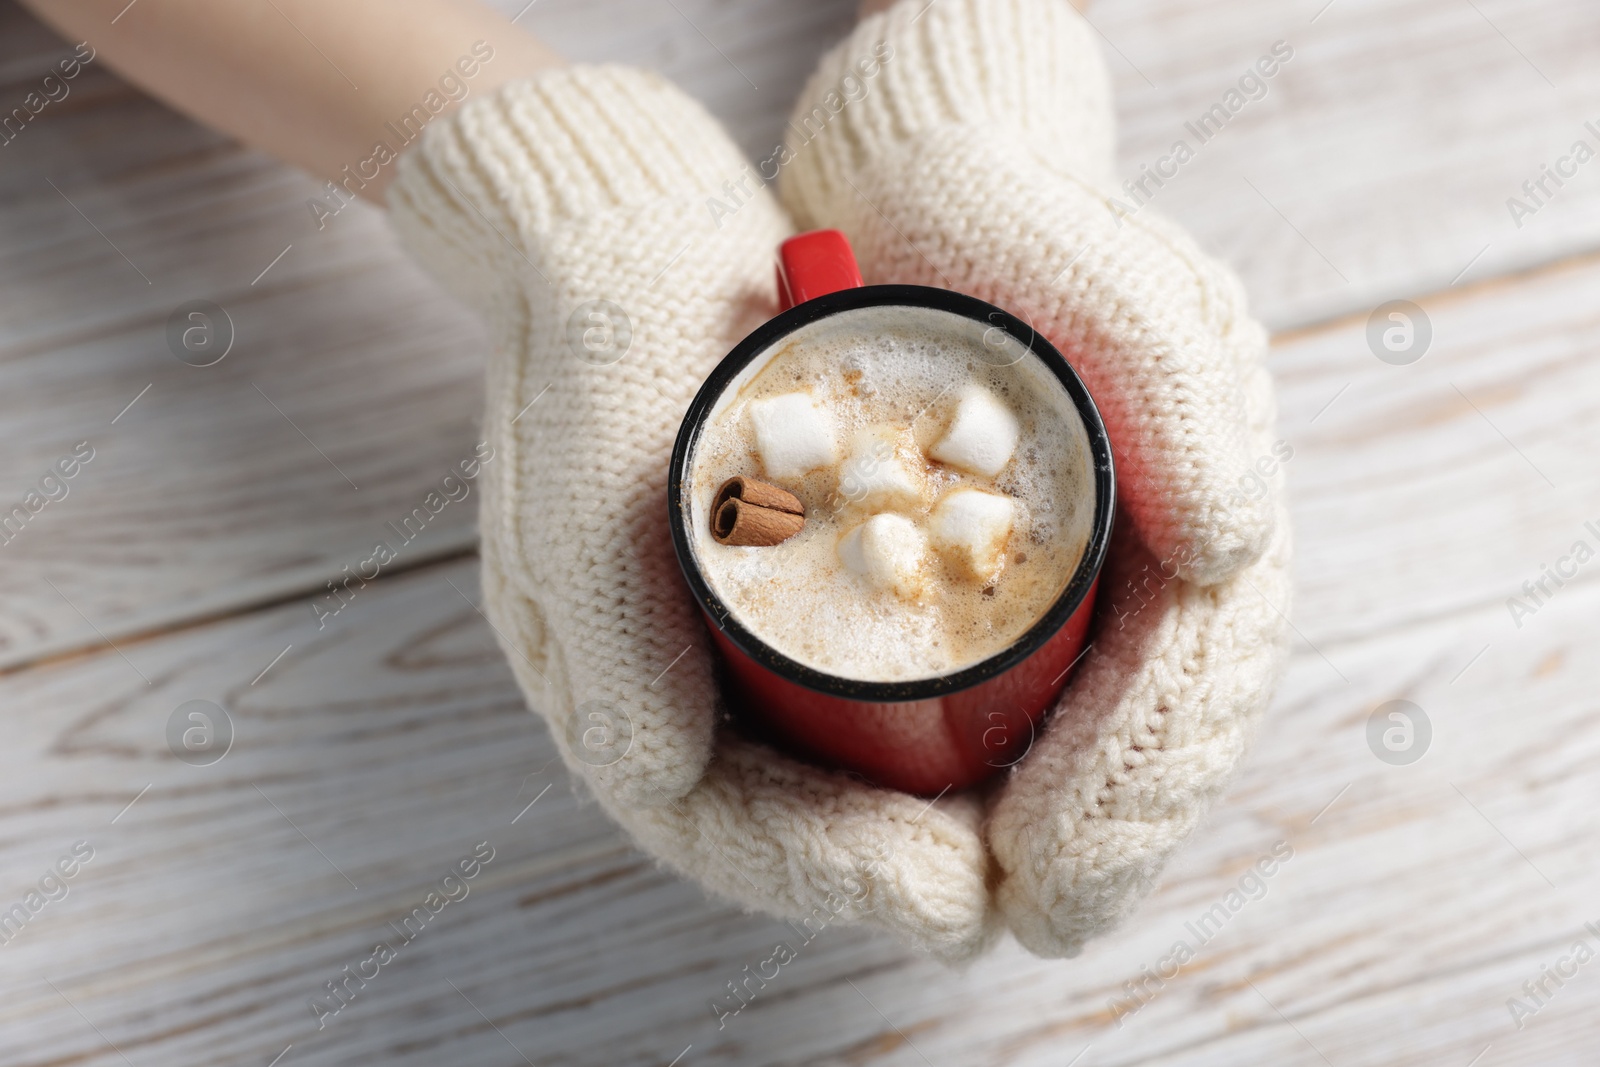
[386,0,1290,964]
[388,67,992,962]
[780,0,1292,956]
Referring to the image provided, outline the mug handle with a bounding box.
[776,229,864,311]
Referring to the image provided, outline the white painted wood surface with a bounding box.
[3,0,1599,1064]
[0,5,490,669]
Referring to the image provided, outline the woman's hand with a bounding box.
[383,0,1289,962]
[387,66,998,961]
[33,0,1289,962]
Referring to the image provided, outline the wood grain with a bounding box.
[1273,251,1600,655]
[0,5,490,669]
[1096,0,1600,329]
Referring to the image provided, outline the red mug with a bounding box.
[668,231,1115,795]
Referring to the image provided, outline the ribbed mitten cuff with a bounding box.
[388,65,760,317]
[782,0,1114,231]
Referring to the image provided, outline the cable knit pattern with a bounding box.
[781,0,1116,221]
[389,67,992,962]
[781,0,1291,956]
[385,0,1291,965]
[987,367,1291,957]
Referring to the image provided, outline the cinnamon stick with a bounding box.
[711,476,805,546]
[714,476,803,516]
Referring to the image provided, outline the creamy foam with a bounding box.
[689,305,1094,683]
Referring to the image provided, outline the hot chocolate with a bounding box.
[687,304,1095,683]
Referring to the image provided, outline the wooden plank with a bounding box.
[489,0,861,163]
[1086,0,1600,329]
[1271,252,1600,654]
[0,5,492,668]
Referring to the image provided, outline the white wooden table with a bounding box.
[4,1,1599,1063]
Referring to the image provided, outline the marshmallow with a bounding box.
[838,513,928,599]
[930,488,1015,583]
[749,392,837,481]
[930,386,1020,477]
[838,425,928,511]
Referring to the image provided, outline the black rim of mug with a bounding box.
[667,284,1117,703]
